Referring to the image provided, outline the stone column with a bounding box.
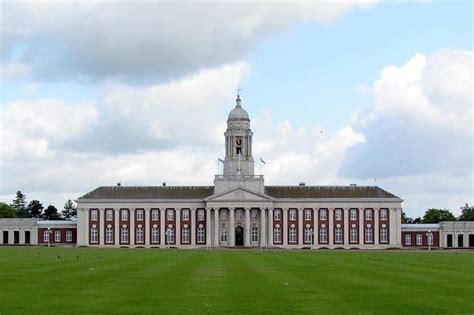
[298,208,303,247]
[130,209,135,245]
[268,208,273,247]
[343,208,349,246]
[283,208,288,247]
[229,208,235,247]
[114,208,120,245]
[206,208,211,247]
[176,209,181,246]
[244,207,250,246]
[98,208,104,245]
[314,208,319,247]
[160,208,166,246]
[359,208,364,245]
[191,208,196,246]
[144,208,150,246]
[214,208,219,247]
[328,208,334,246]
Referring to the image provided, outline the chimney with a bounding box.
[117,183,121,187]
[162,182,166,187]
[299,182,305,186]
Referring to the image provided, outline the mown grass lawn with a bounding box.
[0,248,472,314]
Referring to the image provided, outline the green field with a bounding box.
[0,248,472,314]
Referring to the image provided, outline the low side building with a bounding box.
[401,221,474,249]
[0,219,77,246]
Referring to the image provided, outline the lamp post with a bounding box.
[310,228,314,250]
[166,227,170,249]
[426,230,433,251]
[47,227,51,248]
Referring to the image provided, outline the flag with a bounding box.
[218,158,224,163]
[260,158,266,164]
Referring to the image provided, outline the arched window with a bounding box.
[91,227,98,243]
[380,226,388,243]
[136,227,144,243]
[251,226,258,243]
[335,225,342,243]
[152,226,159,243]
[121,227,128,243]
[274,226,281,243]
[365,225,373,243]
[319,226,327,243]
[106,226,113,243]
[304,226,312,243]
[166,227,174,244]
[197,226,205,243]
[220,224,227,243]
[350,226,357,243]
[182,226,190,243]
[289,225,297,243]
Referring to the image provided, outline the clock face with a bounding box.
[235,138,242,148]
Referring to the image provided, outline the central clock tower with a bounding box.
[223,94,255,176]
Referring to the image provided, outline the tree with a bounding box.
[27,200,44,218]
[459,203,474,221]
[422,208,456,223]
[0,202,16,218]
[11,191,29,218]
[401,210,411,223]
[43,205,61,220]
[62,199,77,220]
[412,217,422,224]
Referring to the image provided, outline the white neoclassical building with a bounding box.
[76,95,404,249]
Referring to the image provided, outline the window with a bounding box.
[136,227,144,243]
[251,210,258,220]
[182,226,190,243]
[166,227,174,243]
[236,210,243,220]
[320,209,327,221]
[335,209,342,221]
[304,226,312,243]
[220,210,227,220]
[274,226,281,243]
[289,226,297,243]
[106,227,113,243]
[350,226,357,243]
[197,210,205,221]
[152,210,159,221]
[416,234,422,245]
[220,225,227,242]
[289,209,297,221]
[91,210,98,221]
[365,225,373,243]
[251,226,258,243]
[136,210,144,221]
[166,209,174,221]
[405,234,412,246]
[335,225,342,243]
[380,209,387,220]
[380,226,388,243]
[181,209,189,221]
[350,209,357,221]
[304,209,312,221]
[121,210,129,221]
[106,210,113,221]
[197,226,205,243]
[91,227,98,243]
[152,226,159,243]
[428,233,434,246]
[121,227,128,243]
[66,230,72,242]
[274,210,281,220]
[43,230,49,242]
[55,231,61,242]
[319,226,327,243]
[365,209,372,221]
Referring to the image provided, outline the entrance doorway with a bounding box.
[458,234,464,247]
[469,234,474,247]
[25,231,30,244]
[447,234,453,247]
[14,231,19,244]
[3,231,8,244]
[235,226,244,246]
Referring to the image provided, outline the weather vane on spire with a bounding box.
[236,88,242,107]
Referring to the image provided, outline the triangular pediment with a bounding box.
[205,187,273,202]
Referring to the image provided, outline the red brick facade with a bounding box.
[38,228,77,244]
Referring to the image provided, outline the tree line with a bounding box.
[402,204,474,224]
[0,191,77,220]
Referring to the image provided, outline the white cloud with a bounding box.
[1,1,376,81]
[0,61,30,79]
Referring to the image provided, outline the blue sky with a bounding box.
[1,1,472,217]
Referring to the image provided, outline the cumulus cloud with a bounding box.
[1,1,375,81]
